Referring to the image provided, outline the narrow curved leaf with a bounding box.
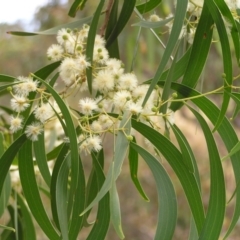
[110,181,124,239]
[7,17,92,36]
[0,172,11,217]
[0,75,15,83]
[170,3,214,111]
[130,142,177,240]
[128,138,149,201]
[86,0,106,93]
[167,82,240,239]
[189,107,225,240]
[68,153,86,239]
[87,152,110,240]
[214,0,240,64]
[34,132,51,188]
[142,0,188,106]
[106,0,136,48]
[33,74,79,192]
[16,192,36,240]
[132,120,205,233]
[105,0,120,59]
[205,0,232,132]
[19,140,60,239]
[56,152,71,240]
[68,0,88,17]
[51,143,69,230]
[81,111,131,215]
[136,0,162,14]
[0,134,27,196]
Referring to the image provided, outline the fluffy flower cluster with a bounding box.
[9,24,175,154]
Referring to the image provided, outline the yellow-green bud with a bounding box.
[151,106,158,112]
[7,86,12,92]
[222,73,226,78]
[172,92,178,98]
[126,135,133,141]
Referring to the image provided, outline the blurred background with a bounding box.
[1,0,240,239]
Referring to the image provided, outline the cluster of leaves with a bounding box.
[1,0,240,239]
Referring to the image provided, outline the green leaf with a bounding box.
[105,0,120,59]
[81,111,131,215]
[33,132,51,188]
[56,152,71,240]
[68,0,88,17]
[132,17,173,29]
[106,0,136,48]
[0,75,15,83]
[68,154,86,239]
[110,180,124,239]
[33,74,79,192]
[222,141,240,161]
[132,120,205,233]
[189,107,225,240]
[16,192,36,240]
[47,143,64,160]
[167,82,240,239]
[84,151,104,224]
[171,125,195,175]
[170,4,214,111]
[86,0,106,93]
[87,152,110,240]
[51,143,69,230]
[7,17,93,36]
[142,0,188,107]
[19,139,60,239]
[0,134,27,196]
[214,0,240,64]
[128,138,149,201]
[0,172,11,217]
[136,0,162,14]
[130,142,177,240]
[205,0,232,132]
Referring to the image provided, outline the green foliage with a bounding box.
[1,1,240,239]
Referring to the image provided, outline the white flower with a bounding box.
[47,44,64,61]
[13,76,38,96]
[34,103,53,123]
[98,114,114,129]
[76,55,91,71]
[57,28,71,45]
[79,98,98,115]
[95,35,106,46]
[118,73,138,91]
[90,120,103,132]
[149,14,161,22]
[79,24,90,40]
[9,116,23,132]
[11,96,30,112]
[25,122,43,141]
[93,46,109,64]
[79,135,102,154]
[106,58,123,70]
[127,102,143,115]
[93,70,114,92]
[132,85,149,100]
[59,58,79,85]
[113,90,132,109]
